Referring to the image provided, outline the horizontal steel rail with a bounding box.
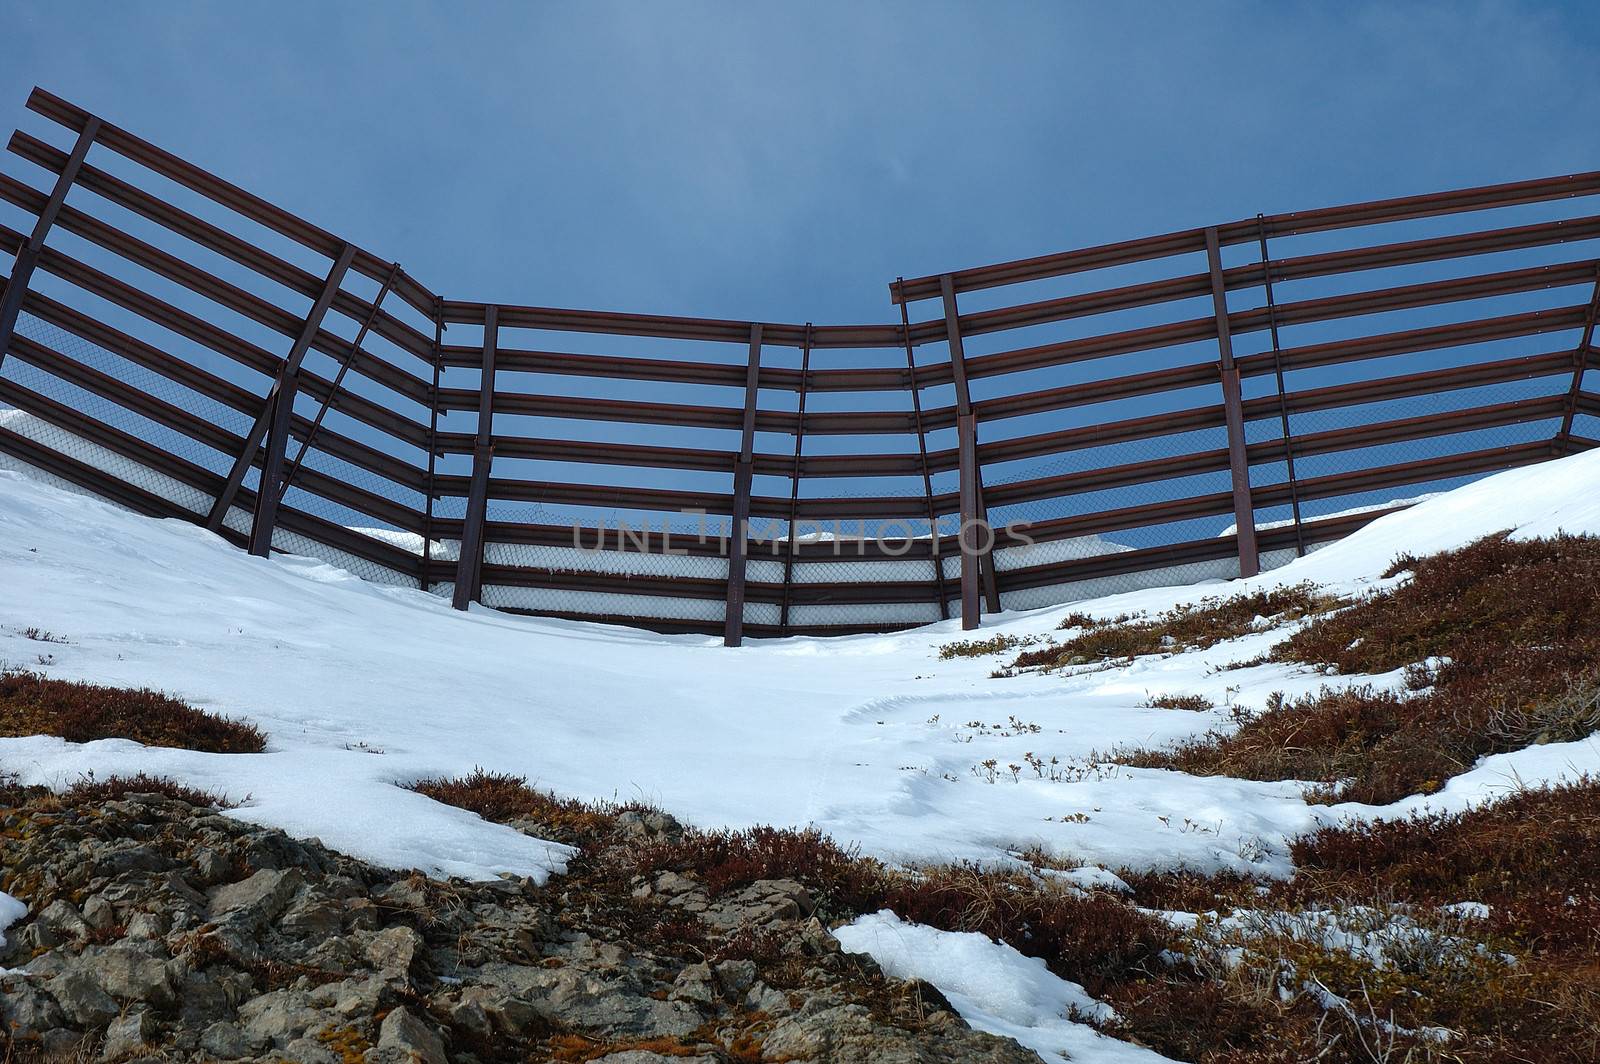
[893,168,1600,303]
[25,87,439,317]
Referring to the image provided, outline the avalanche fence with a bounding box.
[1,87,1596,643]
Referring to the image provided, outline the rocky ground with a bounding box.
[0,785,1042,1063]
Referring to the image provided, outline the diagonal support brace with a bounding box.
[206,244,356,549]
[0,117,101,371]
[453,306,498,609]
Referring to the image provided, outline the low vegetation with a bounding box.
[412,763,1600,1060]
[1118,533,1600,803]
[406,768,650,848]
[1010,583,1340,671]
[0,769,239,810]
[937,632,1036,659]
[0,669,266,753]
[1112,779,1600,1062]
[1141,692,1213,711]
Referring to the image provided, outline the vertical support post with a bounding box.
[0,117,100,370]
[1204,228,1260,579]
[214,244,356,553]
[1255,217,1305,557]
[421,294,444,591]
[957,413,981,628]
[941,274,1001,626]
[1557,265,1600,448]
[778,324,812,634]
[453,306,497,609]
[724,323,763,647]
[898,280,949,621]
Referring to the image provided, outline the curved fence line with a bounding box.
[1,85,1597,644]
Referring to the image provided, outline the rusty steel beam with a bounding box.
[724,323,763,647]
[423,297,444,590]
[914,228,1600,343]
[900,280,948,620]
[279,262,402,502]
[25,87,440,316]
[1256,216,1305,555]
[441,300,902,351]
[1205,227,1259,578]
[957,413,981,627]
[779,325,812,634]
[0,217,435,443]
[0,175,431,405]
[1558,266,1600,441]
[942,274,1001,622]
[244,245,357,555]
[14,286,428,483]
[204,244,354,537]
[441,341,908,395]
[454,306,498,610]
[8,130,433,362]
[894,167,1600,303]
[0,117,98,371]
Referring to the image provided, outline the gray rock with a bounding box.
[282,1035,341,1064]
[714,958,758,997]
[41,1029,92,1058]
[280,889,343,938]
[200,1020,251,1060]
[94,843,172,876]
[48,969,119,1027]
[376,1005,447,1064]
[457,984,541,1035]
[669,962,719,1006]
[745,980,793,1016]
[40,898,92,939]
[0,978,66,1035]
[238,988,319,1050]
[594,1054,718,1064]
[80,944,177,1005]
[124,911,166,940]
[701,878,814,931]
[12,918,60,953]
[100,1007,156,1061]
[82,894,116,932]
[208,867,303,923]
[365,924,423,977]
[193,848,232,885]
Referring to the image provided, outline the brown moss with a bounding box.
[0,669,265,753]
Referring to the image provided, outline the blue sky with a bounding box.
[5,1,1598,322]
[2,2,1598,560]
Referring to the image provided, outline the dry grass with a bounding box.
[0,669,265,753]
[937,633,1035,659]
[1011,583,1340,671]
[1142,693,1214,712]
[1116,533,1600,803]
[1110,780,1600,1062]
[60,770,242,809]
[406,768,651,849]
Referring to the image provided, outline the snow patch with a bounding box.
[834,910,1174,1063]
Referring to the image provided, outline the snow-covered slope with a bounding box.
[2,452,1599,885]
